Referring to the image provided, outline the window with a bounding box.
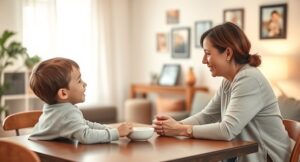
[22,0,100,105]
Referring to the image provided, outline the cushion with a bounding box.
[278,95,300,122]
[190,92,213,115]
[156,96,185,113]
[124,99,152,124]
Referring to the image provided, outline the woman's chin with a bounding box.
[210,72,217,77]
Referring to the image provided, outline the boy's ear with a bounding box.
[57,88,69,100]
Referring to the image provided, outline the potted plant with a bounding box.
[25,55,41,70]
[0,30,40,121]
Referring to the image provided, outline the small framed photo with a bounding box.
[166,9,179,24]
[156,33,168,53]
[158,64,181,86]
[195,21,212,48]
[224,8,244,30]
[260,4,287,39]
[171,27,190,58]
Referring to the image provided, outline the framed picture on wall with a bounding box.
[223,8,244,30]
[158,64,181,86]
[195,21,212,48]
[171,27,190,58]
[166,9,180,24]
[156,32,168,53]
[260,4,287,39]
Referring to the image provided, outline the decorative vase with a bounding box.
[185,67,196,86]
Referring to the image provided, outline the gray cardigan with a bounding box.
[181,64,293,162]
[29,103,119,144]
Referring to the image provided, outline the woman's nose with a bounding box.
[202,56,207,64]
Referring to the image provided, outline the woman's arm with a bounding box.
[181,81,224,125]
[192,75,264,140]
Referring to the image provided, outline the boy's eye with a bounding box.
[78,79,82,83]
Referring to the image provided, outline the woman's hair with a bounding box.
[200,22,261,67]
[29,57,79,105]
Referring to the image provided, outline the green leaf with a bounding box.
[25,55,41,69]
[0,30,15,46]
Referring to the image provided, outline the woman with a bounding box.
[153,22,293,162]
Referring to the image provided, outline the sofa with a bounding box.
[79,105,117,124]
[166,91,300,122]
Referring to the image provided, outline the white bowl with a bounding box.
[128,127,154,141]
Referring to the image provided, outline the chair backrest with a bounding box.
[2,110,42,136]
[0,140,40,162]
[283,119,300,162]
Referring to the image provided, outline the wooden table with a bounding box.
[130,84,209,111]
[1,134,258,162]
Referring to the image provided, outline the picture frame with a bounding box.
[260,4,287,39]
[166,9,180,24]
[171,27,190,58]
[195,21,212,48]
[156,32,168,53]
[223,8,244,30]
[158,64,181,86]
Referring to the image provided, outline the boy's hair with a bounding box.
[29,57,79,105]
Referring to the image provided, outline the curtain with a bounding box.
[22,0,114,105]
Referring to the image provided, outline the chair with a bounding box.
[283,119,300,162]
[2,110,42,136]
[0,140,40,162]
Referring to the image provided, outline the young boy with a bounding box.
[29,57,132,144]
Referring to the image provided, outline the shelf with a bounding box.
[130,84,209,111]
[1,70,44,114]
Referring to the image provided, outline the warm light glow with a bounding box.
[260,41,291,56]
[259,55,289,81]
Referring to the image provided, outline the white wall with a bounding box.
[0,0,19,34]
[0,0,23,43]
[129,0,300,93]
[1,0,300,120]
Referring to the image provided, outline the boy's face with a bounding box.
[65,66,87,104]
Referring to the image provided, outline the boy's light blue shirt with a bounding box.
[29,103,119,144]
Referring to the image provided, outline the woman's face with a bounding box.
[202,38,228,77]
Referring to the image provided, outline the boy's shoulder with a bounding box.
[44,103,80,115]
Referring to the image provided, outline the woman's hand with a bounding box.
[152,114,185,136]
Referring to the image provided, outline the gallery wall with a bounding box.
[129,0,300,92]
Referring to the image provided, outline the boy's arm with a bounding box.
[85,120,111,129]
[62,109,119,144]
[72,126,119,144]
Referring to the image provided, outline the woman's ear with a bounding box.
[57,88,69,100]
[225,47,233,61]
